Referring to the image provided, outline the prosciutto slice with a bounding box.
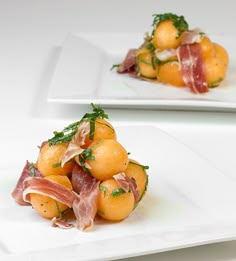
[51,217,74,229]
[71,165,100,231]
[11,161,42,205]
[117,49,137,74]
[178,43,208,93]
[22,177,75,207]
[113,173,139,203]
[60,121,90,167]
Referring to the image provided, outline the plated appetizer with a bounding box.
[115,13,229,94]
[12,104,148,231]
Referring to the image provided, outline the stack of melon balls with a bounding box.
[29,104,148,223]
[127,13,229,89]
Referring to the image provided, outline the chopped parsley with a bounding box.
[99,185,107,196]
[48,103,108,146]
[129,161,149,170]
[52,162,61,168]
[110,64,120,71]
[111,188,126,197]
[29,162,36,177]
[77,148,94,176]
[208,77,224,88]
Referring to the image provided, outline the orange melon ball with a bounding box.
[204,56,228,87]
[37,142,75,177]
[137,49,158,79]
[213,43,229,66]
[125,159,148,201]
[82,118,117,148]
[158,61,185,87]
[85,139,128,181]
[30,175,72,219]
[152,20,184,50]
[199,36,214,60]
[97,179,135,221]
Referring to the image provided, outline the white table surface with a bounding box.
[1,0,236,260]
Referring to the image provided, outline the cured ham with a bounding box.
[71,165,100,231]
[72,182,99,231]
[113,173,139,203]
[155,48,177,61]
[181,30,202,45]
[71,164,97,194]
[22,177,75,207]
[60,121,90,167]
[117,49,137,73]
[11,161,42,205]
[51,217,74,229]
[178,42,208,93]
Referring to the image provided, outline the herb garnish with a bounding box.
[99,185,107,196]
[48,103,108,146]
[78,148,94,175]
[81,103,108,140]
[110,64,120,71]
[208,77,224,88]
[55,201,70,219]
[111,188,126,197]
[52,162,61,168]
[48,121,80,146]
[152,13,189,38]
[29,162,36,177]
[129,161,149,170]
[146,42,156,52]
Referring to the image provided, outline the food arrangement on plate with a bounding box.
[114,13,229,94]
[11,104,148,231]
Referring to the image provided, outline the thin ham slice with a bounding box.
[51,217,74,229]
[113,173,139,203]
[72,182,99,231]
[71,164,97,194]
[22,177,75,207]
[71,165,100,231]
[60,121,90,167]
[117,49,137,73]
[178,43,208,93]
[11,161,42,205]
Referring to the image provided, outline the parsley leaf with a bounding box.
[48,103,108,146]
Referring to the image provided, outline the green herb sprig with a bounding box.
[29,162,36,177]
[78,148,95,175]
[48,103,108,146]
[81,103,108,140]
[111,188,126,197]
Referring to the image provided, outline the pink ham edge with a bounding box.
[71,165,100,231]
[60,121,90,167]
[22,177,75,207]
[11,160,42,206]
[178,32,208,94]
[117,48,137,73]
[113,173,139,203]
[72,181,100,231]
[51,217,74,229]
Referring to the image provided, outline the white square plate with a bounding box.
[47,32,236,111]
[1,125,236,261]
